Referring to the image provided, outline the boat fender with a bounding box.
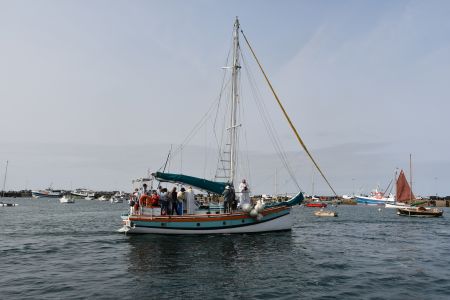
[256,213,263,221]
[241,203,252,213]
[249,209,258,217]
[255,202,265,213]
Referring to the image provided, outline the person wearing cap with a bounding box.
[222,185,232,213]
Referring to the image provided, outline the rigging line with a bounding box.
[171,98,216,158]
[213,79,231,175]
[383,178,393,196]
[171,39,234,166]
[239,76,252,185]
[244,61,294,184]
[213,34,234,179]
[246,52,300,183]
[243,48,304,191]
[240,51,293,173]
[240,29,337,197]
[240,51,301,191]
[214,86,232,180]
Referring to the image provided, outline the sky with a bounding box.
[1,0,450,196]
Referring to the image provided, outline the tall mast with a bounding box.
[229,17,240,186]
[409,153,412,202]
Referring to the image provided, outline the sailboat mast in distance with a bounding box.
[2,160,8,197]
[409,154,412,202]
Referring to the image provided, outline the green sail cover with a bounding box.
[154,172,229,195]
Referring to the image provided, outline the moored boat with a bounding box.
[32,188,62,198]
[71,188,95,199]
[1,202,18,207]
[355,188,394,205]
[111,191,126,203]
[97,195,109,201]
[59,194,75,204]
[397,206,443,217]
[305,202,327,208]
[393,156,443,217]
[314,209,337,217]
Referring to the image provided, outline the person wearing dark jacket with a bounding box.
[223,185,232,213]
[170,187,178,215]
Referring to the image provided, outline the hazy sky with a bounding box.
[1,0,449,195]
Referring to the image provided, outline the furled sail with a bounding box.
[154,172,229,195]
[396,170,415,202]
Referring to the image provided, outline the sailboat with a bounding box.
[1,160,8,198]
[119,18,337,234]
[395,156,443,217]
[385,170,412,209]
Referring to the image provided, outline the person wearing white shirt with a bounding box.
[238,179,250,207]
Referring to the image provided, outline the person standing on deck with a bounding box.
[223,185,232,213]
[159,188,169,215]
[157,186,163,197]
[230,186,237,211]
[239,179,250,208]
[142,183,148,195]
[177,187,186,215]
[170,187,178,215]
[186,186,196,214]
[132,188,140,214]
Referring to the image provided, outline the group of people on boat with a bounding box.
[223,179,251,213]
[129,178,251,216]
[130,183,196,216]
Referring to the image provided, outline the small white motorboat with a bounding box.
[1,202,18,207]
[59,195,75,204]
[314,209,338,217]
[97,195,109,201]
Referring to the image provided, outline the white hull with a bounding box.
[355,195,395,205]
[120,212,293,235]
[385,202,410,209]
[1,203,18,207]
[314,210,337,217]
[59,196,75,204]
[32,190,62,198]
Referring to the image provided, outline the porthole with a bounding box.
[197,223,201,226]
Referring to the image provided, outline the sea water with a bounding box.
[1,198,449,299]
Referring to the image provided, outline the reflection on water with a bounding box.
[125,233,298,299]
[127,232,294,273]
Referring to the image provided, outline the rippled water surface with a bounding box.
[1,198,450,299]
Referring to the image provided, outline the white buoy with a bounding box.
[256,213,264,221]
[249,209,258,217]
[256,202,265,213]
[242,203,252,213]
